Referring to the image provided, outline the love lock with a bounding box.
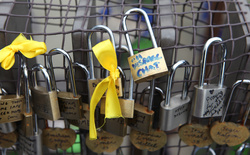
[47,48,83,120]
[30,64,60,121]
[159,60,191,131]
[122,8,168,83]
[192,37,227,118]
[210,79,250,146]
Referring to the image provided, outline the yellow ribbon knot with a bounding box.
[89,39,123,140]
[0,33,47,70]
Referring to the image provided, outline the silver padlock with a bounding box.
[0,87,16,133]
[192,37,227,118]
[87,25,123,98]
[47,48,83,120]
[30,64,60,121]
[159,60,191,131]
[18,114,43,155]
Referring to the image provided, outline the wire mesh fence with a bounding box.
[0,0,250,154]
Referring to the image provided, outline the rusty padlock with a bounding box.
[87,25,123,98]
[30,64,60,121]
[159,60,191,131]
[192,37,227,118]
[0,55,24,124]
[47,48,82,120]
[67,62,91,130]
[128,85,164,133]
[99,66,127,137]
[122,8,168,83]
[0,87,16,133]
[20,59,34,137]
[210,79,250,146]
[18,114,43,155]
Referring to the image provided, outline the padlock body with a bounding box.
[192,84,226,118]
[58,92,83,120]
[21,112,34,137]
[0,122,16,133]
[100,98,134,118]
[128,103,154,133]
[160,94,190,131]
[19,129,43,155]
[128,47,168,83]
[68,103,89,130]
[88,78,123,98]
[99,114,127,137]
[31,86,60,121]
[0,95,24,123]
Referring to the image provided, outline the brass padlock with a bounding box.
[128,86,164,133]
[159,60,191,131]
[30,64,60,121]
[210,79,250,146]
[0,55,24,124]
[192,37,227,118]
[47,48,82,120]
[0,87,16,133]
[20,60,33,137]
[100,45,135,118]
[87,25,123,98]
[18,114,43,155]
[123,8,168,83]
[99,66,128,137]
[67,62,91,130]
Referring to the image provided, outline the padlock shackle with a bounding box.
[87,25,116,79]
[164,60,190,107]
[22,60,31,114]
[47,48,77,97]
[140,86,165,108]
[115,45,134,99]
[34,114,39,135]
[72,62,90,80]
[0,88,7,95]
[236,143,250,155]
[117,66,126,98]
[199,37,227,88]
[31,64,53,92]
[221,79,250,123]
[193,146,216,155]
[122,8,158,57]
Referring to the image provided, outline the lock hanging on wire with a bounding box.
[122,8,168,83]
[0,54,24,124]
[210,79,250,146]
[47,48,83,120]
[159,60,191,131]
[87,25,123,99]
[128,85,164,133]
[192,37,227,118]
[30,64,60,121]
[67,62,91,130]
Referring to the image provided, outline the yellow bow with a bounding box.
[89,39,123,140]
[0,33,47,70]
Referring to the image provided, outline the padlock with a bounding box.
[192,37,227,118]
[18,114,43,155]
[210,79,250,146]
[20,59,34,137]
[99,66,128,137]
[159,60,191,131]
[87,25,123,98]
[100,45,135,118]
[30,64,60,121]
[0,87,16,133]
[122,8,168,83]
[43,119,76,150]
[0,55,24,124]
[128,85,164,133]
[47,48,83,120]
[67,62,91,130]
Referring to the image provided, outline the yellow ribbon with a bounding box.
[89,39,123,140]
[0,33,47,70]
